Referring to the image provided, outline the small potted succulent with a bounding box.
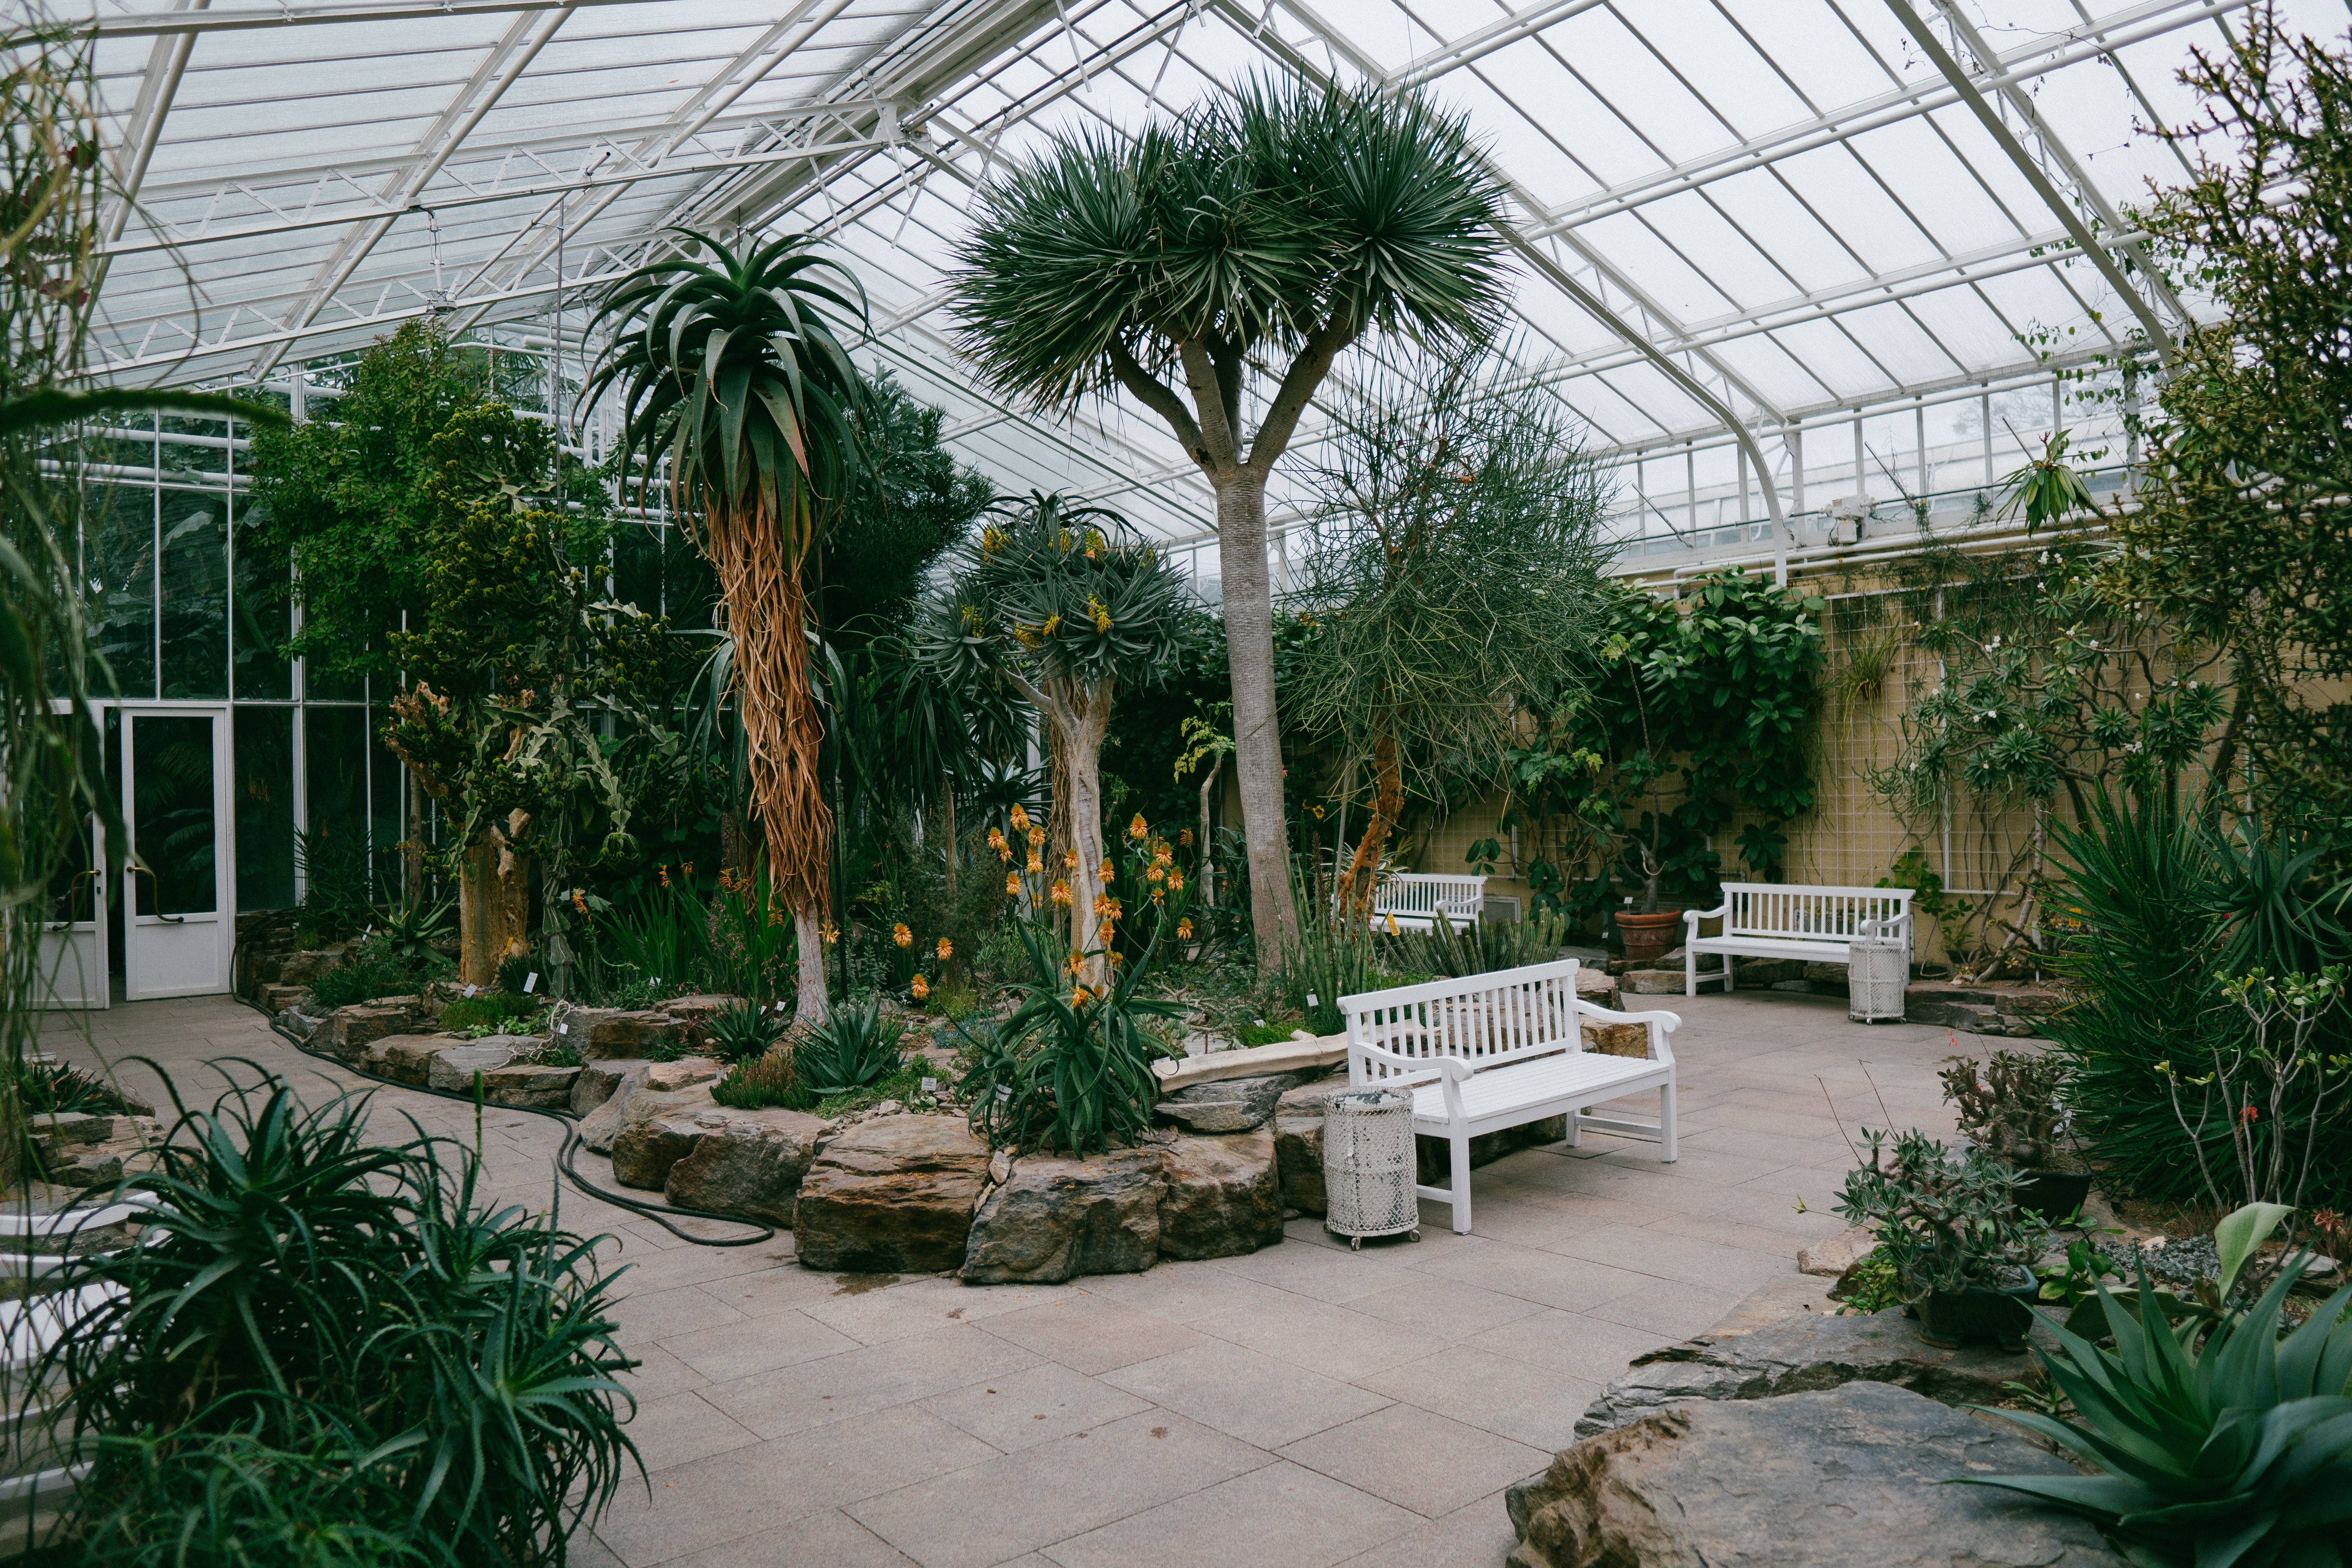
[1939,1049,2088,1221]
[1835,1127,2048,1352]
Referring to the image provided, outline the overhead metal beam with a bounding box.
[83,0,633,38]
[1383,0,1610,92]
[1524,0,2245,239]
[1926,0,2190,330]
[1882,0,2173,355]
[245,3,576,379]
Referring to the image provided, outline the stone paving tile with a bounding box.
[657,1306,864,1383]
[978,1293,1209,1375]
[918,1361,1152,1452]
[1332,1487,1524,1568]
[1073,1259,1301,1323]
[1102,1339,1391,1449]
[1342,1275,1550,1342]
[1189,1294,1439,1381]
[691,1260,846,1319]
[1208,1237,1432,1303]
[803,1275,1066,1346]
[654,1509,917,1566]
[621,1390,762,1474]
[595,1404,998,1566]
[1040,1460,1420,1568]
[699,1323,1044,1441]
[1356,1345,1603,1452]
[616,1342,710,1404]
[847,1410,1267,1568]
[1275,1404,1551,1520]
[1545,1221,1793,1291]
[1580,1274,1752,1342]
[1408,1236,1653,1312]
[607,1283,749,1343]
[1463,1307,1678,1383]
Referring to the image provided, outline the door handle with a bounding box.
[130,865,185,924]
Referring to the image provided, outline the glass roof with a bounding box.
[79,0,2310,564]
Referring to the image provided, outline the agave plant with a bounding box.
[585,228,868,1018]
[704,996,788,1063]
[793,994,906,1098]
[1964,1252,2352,1567]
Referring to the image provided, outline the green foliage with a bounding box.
[950,73,1507,415]
[585,228,867,575]
[1964,1259,2352,1568]
[1940,1049,2071,1169]
[2043,792,2352,1205]
[710,1051,814,1112]
[294,822,378,940]
[436,994,536,1032]
[19,1057,116,1116]
[1833,1128,2045,1299]
[794,995,906,1098]
[1877,848,1973,966]
[1288,350,1610,905]
[1871,532,2227,830]
[1835,1248,1906,1316]
[38,1071,639,1565]
[1387,910,1577,982]
[705,998,788,1063]
[596,873,711,994]
[373,898,454,965]
[2106,7,2352,826]
[815,369,994,637]
[309,934,451,1010]
[962,925,1183,1157]
[1497,570,1824,918]
[706,865,797,1003]
[1232,1019,1308,1049]
[1274,863,1379,1036]
[1993,429,2101,532]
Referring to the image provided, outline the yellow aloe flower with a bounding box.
[936,937,953,962]
[911,974,930,1001]
[893,922,913,947]
[1051,880,1073,907]
[1128,813,1149,841]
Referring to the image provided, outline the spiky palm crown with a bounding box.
[916,492,1194,699]
[949,73,1511,417]
[583,227,867,561]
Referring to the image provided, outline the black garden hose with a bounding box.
[247,997,775,1249]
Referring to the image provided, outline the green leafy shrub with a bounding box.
[1834,1248,1904,1315]
[794,996,907,1098]
[36,1071,639,1565]
[21,1058,119,1116]
[1833,1128,2044,1300]
[1233,1018,1307,1048]
[437,994,537,1032]
[710,1051,815,1112]
[1384,909,1575,981]
[1964,1258,2352,1567]
[815,1062,927,1121]
[2044,791,2352,1205]
[705,998,788,1064]
[309,933,452,1011]
[962,925,1182,1156]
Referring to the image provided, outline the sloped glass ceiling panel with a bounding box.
[70,0,2336,562]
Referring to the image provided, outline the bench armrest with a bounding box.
[1858,909,1913,943]
[1348,1039,1472,1120]
[1575,1002,1681,1069]
[1682,903,1727,932]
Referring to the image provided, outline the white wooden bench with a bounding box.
[1341,958,1680,1234]
[1370,873,1487,933]
[1680,884,1915,996]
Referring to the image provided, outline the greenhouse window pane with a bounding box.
[83,479,155,702]
[234,705,295,912]
[160,491,229,700]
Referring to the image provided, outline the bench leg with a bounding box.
[1684,946,1695,998]
[1660,1082,1679,1163]
[1449,1131,1473,1234]
[1724,954,1735,993]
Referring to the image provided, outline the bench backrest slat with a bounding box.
[1371,873,1485,918]
[1719,882,1911,942]
[1341,958,1583,1085]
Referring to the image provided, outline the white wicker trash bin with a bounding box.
[1323,1088,1420,1248]
[1847,935,1908,1024]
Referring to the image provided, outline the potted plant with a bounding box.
[1612,828,1685,966]
[1939,1049,2089,1220]
[1835,1127,2048,1352]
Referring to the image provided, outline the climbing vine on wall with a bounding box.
[1490,568,1824,921]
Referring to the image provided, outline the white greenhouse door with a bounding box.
[121,708,234,1000]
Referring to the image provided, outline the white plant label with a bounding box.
[1306,993,1319,1009]
[920,1078,938,1093]
[523,972,539,994]
[557,1022,568,1035]
[996,1085,1013,1102]
[463,984,479,998]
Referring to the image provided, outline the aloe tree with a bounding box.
[586,229,867,1016]
[916,493,1192,989]
[951,74,1510,977]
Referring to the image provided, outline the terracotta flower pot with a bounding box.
[1615,909,1684,966]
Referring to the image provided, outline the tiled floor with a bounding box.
[43,986,1979,1568]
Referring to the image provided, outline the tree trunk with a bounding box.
[1214,474,1297,979]
[793,905,826,1018]
[457,814,531,987]
[1051,684,1115,992]
[710,503,833,1000]
[1336,729,1402,922]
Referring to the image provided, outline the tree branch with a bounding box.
[1201,327,1245,449]
[1106,339,1208,468]
[1247,312,1363,478]
[1175,338,1241,473]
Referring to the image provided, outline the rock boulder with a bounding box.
[1153,1070,1315,1134]
[318,1004,413,1063]
[358,1034,459,1086]
[581,1009,692,1060]
[1571,1305,2051,1438]
[1509,1381,2124,1568]
[577,1059,721,1153]
[570,1058,650,1116]
[960,1147,1165,1284]
[608,1088,722,1189]
[793,1114,992,1274]
[1156,1128,1283,1260]
[1274,1114,1327,1215]
[663,1107,829,1226]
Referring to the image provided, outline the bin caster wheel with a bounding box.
[1350,1236,1363,1252]
[1406,1230,1421,1243]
